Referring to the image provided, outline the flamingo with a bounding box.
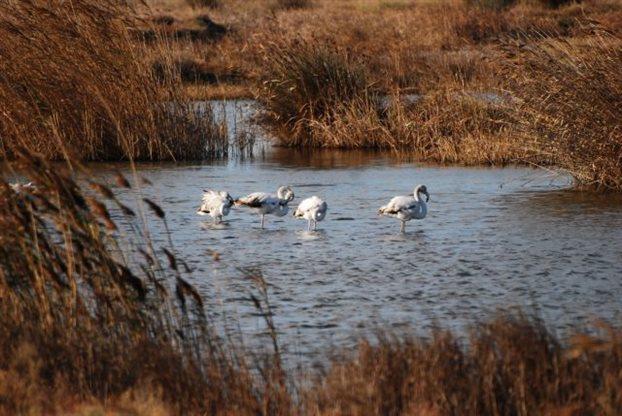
[293,196,327,231]
[197,189,234,224]
[235,185,295,229]
[379,184,429,233]
[9,182,36,193]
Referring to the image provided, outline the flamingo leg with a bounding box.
[260,214,265,229]
[307,219,311,232]
[400,220,406,233]
[313,220,317,231]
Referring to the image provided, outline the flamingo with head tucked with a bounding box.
[197,189,235,224]
[379,184,430,233]
[235,185,295,229]
[294,196,327,231]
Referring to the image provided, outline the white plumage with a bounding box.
[197,189,234,224]
[379,184,430,233]
[235,185,295,229]
[294,196,327,231]
[9,182,36,193]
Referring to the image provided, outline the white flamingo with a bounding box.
[294,196,327,231]
[9,182,36,193]
[197,189,234,224]
[235,185,295,229]
[379,184,430,233]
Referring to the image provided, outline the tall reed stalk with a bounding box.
[0,149,284,414]
[0,0,226,162]
[507,33,622,190]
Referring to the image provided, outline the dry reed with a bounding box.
[0,0,226,162]
[305,314,622,415]
[257,39,523,165]
[0,148,288,414]
[506,33,622,190]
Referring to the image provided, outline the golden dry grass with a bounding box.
[3,0,622,185]
[505,34,622,190]
[0,149,285,415]
[0,0,226,162]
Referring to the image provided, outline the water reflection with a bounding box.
[265,147,402,169]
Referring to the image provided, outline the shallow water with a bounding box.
[78,100,622,362]
[90,145,622,362]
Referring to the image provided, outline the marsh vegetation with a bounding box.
[1,0,620,187]
[1,0,622,414]
[2,150,622,414]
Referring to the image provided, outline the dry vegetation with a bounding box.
[1,0,621,413]
[507,34,622,190]
[1,0,620,185]
[1,149,622,415]
[0,0,226,161]
[139,0,622,188]
[0,150,286,415]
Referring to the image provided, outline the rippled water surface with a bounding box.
[88,101,622,362]
[90,149,622,360]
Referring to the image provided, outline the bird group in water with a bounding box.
[7,180,430,232]
[197,184,430,233]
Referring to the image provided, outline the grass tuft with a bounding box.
[257,38,372,146]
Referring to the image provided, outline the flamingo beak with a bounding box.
[425,191,430,202]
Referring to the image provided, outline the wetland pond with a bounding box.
[91,101,622,363]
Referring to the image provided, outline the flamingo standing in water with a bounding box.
[197,189,235,224]
[293,196,327,231]
[235,185,295,229]
[379,184,430,233]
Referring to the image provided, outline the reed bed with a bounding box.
[0,0,226,162]
[0,149,287,414]
[245,0,622,184]
[506,33,622,190]
[256,39,523,165]
[305,314,622,416]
